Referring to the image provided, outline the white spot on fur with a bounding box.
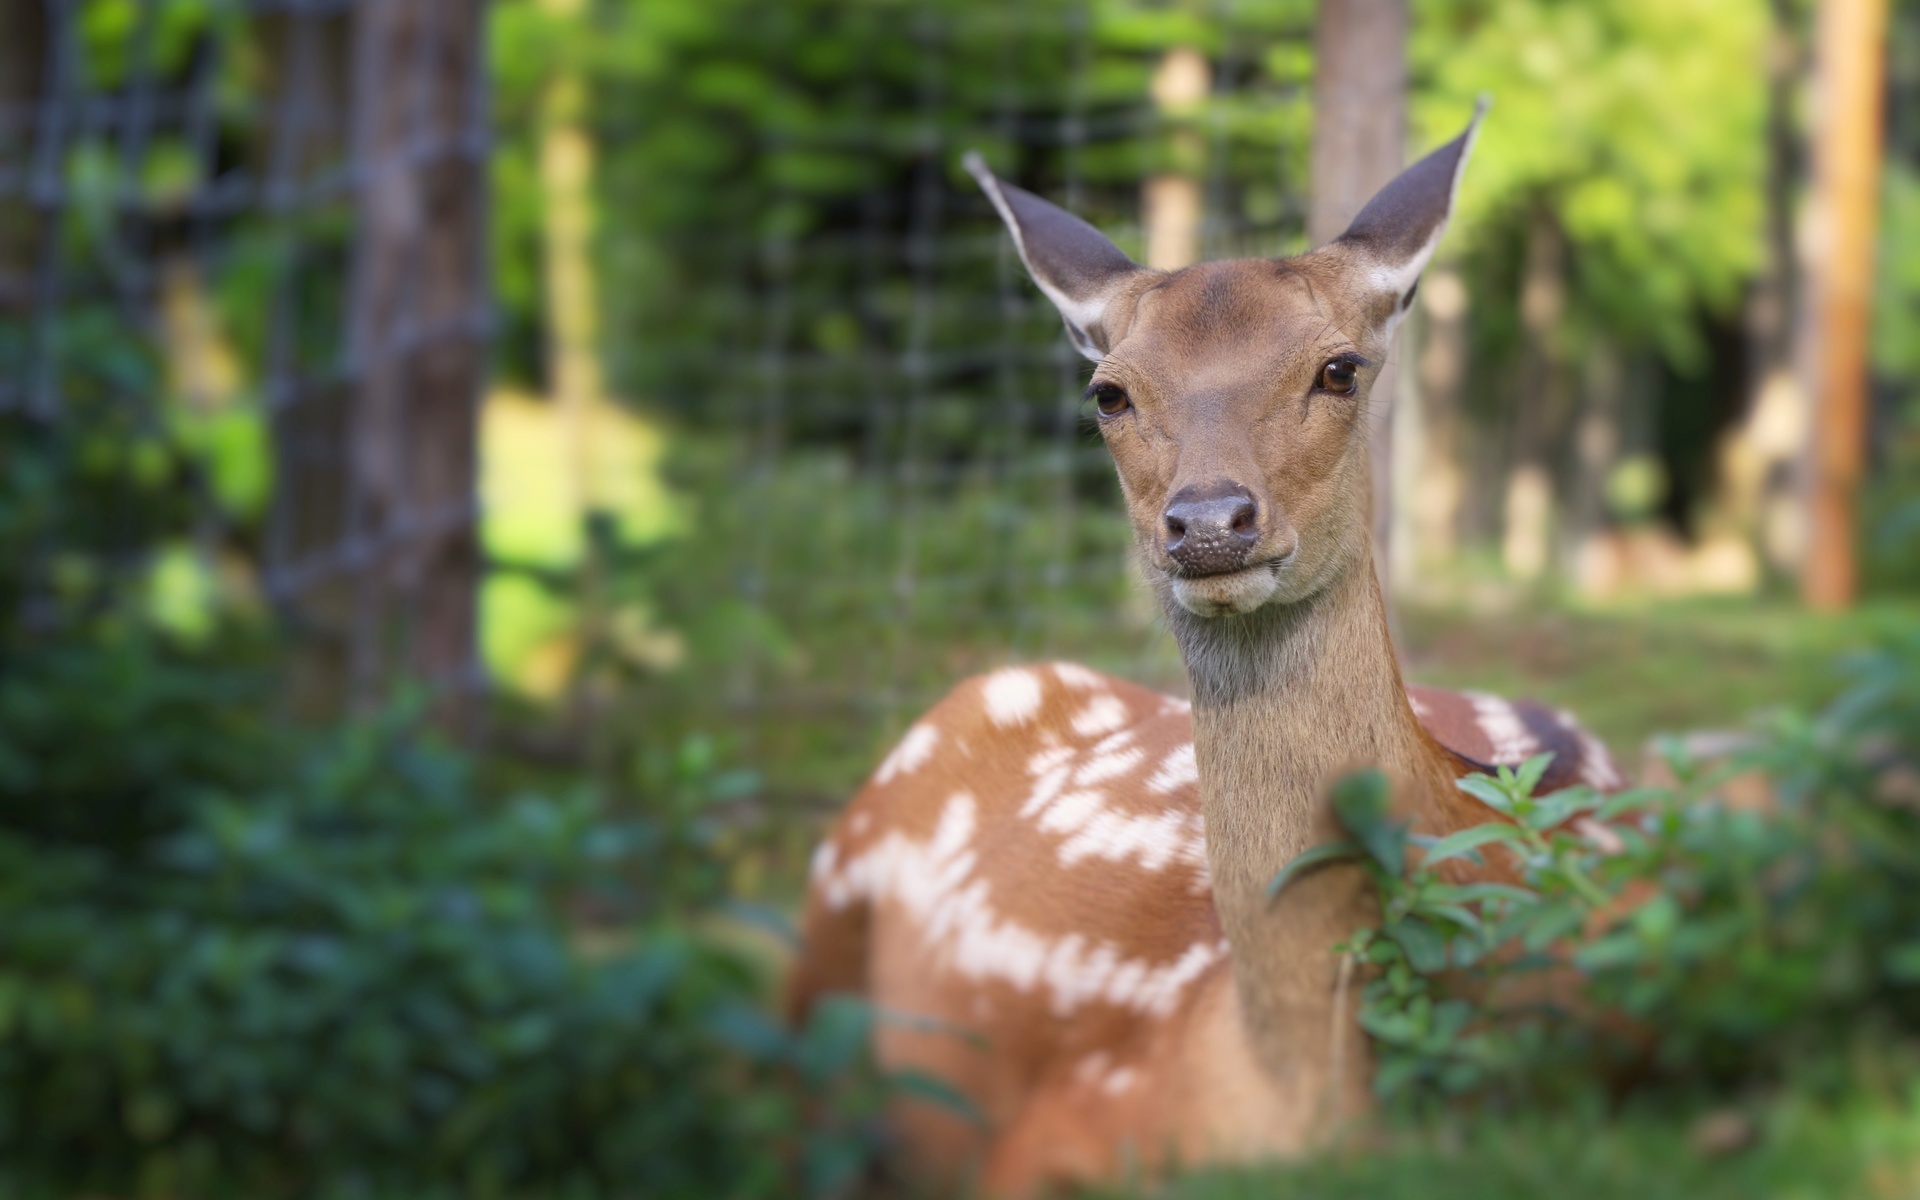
[1052,662,1105,690]
[1054,807,1207,875]
[1027,742,1076,777]
[1557,708,1625,790]
[1074,1051,1110,1082]
[1072,694,1130,737]
[875,723,940,784]
[810,840,838,882]
[1036,788,1107,837]
[1148,744,1198,794]
[814,793,1221,1015]
[1074,747,1145,787]
[1019,764,1072,819]
[1407,692,1432,719]
[984,668,1044,727]
[851,813,871,835]
[1012,740,1210,885]
[1074,1052,1141,1096]
[1468,692,1538,764]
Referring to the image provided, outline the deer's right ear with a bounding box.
[1331,99,1487,334]
[965,152,1153,362]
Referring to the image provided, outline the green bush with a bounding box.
[1276,626,1920,1107]
[0,637,890,1200]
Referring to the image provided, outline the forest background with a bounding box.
[1,0,1918,1195]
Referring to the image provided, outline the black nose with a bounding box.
[1164,485,1260,575]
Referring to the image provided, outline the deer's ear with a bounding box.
[965,152,1153,362]
[1333,99,1487,330]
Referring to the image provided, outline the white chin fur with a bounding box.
[1170,566,1281,617]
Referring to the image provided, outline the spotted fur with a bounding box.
[789,664,1621,1192]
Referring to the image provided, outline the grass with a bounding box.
[1397,595,1920,758]
[1102,1088,1920,1200]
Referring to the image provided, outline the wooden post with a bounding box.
[1803,0,1889,610]
[1309,0,1408,593]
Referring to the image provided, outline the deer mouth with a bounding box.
[1167,558,1285,617]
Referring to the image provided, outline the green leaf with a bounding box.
[1597,786,1671,820]
[889,1068,987,1128]
[1388,918,1451,974]
[1887,943,1920,983]
[1524,787,1603,830]
[794,994,873,1082]
[1455,772,1518,815]
[1572,930,1646,972]
[1423,822,1530,865]
[1429,881,1541,908]
[1514,752,1557,797]
[1520,904,1587,954]
[1266,840,1364,902]
[1331,769,1407,875]
[1422,904,1483,933]
[1630,893,1681,943]
[1372,1054,1425,1099]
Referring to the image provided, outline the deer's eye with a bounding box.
[1317,358,1359,396]
[1088,382,1132,417]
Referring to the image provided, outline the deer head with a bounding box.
[967,108,1482,620]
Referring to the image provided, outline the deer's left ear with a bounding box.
[1333,99,1486,334]
[964,151,1155,362]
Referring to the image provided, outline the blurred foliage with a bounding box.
[489,0,1316,413]
[1414,0,1766,369]
[1276,628,1920,1111]
[471,0,1917,801]
[0,410,907,1200]
[0,693,897,1198]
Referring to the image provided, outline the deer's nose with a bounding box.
[1163,486,1260,575]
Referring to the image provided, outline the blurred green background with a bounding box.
[1,0,1917,1195]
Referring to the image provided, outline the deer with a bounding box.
[787,108,1623,1196]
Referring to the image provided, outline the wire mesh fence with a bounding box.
[3,0,1326,796]
[550,1,1324,796]
[0,0,489,721]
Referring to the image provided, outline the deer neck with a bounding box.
[1163,554,1449,1122]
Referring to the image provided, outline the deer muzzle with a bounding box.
[1163,486,1260,576]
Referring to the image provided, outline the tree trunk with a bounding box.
[1143,46,1210,271]
[0,2,45,321]
[1408,268,1469,577]
[341,0,489,720]
[1,1,49,416]
[1310,0,1408,596]
[1801,0,1889,610]
[1712,0,1805,581]
[1503,207,1570,582]
[1565,338,1622,579]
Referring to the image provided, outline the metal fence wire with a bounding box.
[567,3,1320,795]
[1,0,1316,791]
[0,0,489,719]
